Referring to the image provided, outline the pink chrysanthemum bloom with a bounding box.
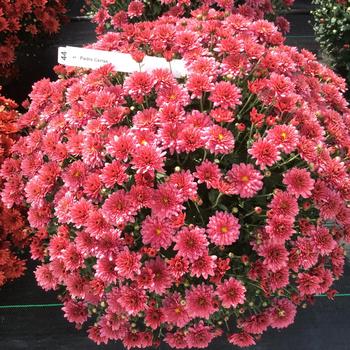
[118,285,147,315]
[162,292,190,327]
[266,124,299,154]
[141,215,175,249]
[226,163,264,198]
[115,250,141,279]
[207,211,241,246]
[248,138,281,169]
[241,312,271,335]
[101,190,136,226]
[194,160,221,189]
[265,214,295,243]
[228,332,256,347]
[150,182,185,218]
[164,331,188,349]
[190,254,216,279]
[186,73,213,99]
[268,190,299,217]
[145,307,164,330]
[131,144,165,174]
[127,1,145,17]
[297,272,322,296]
[174,226,208,262]
[283,167,315,198]
[35,264,58,291]
[258,242,289,272]
[62,300,88,325]
[185,284,217,319]
[100,161,128,188]
[186,322,219,349]
[144,256,172,295]
[266,267,290,292]
[70,198,93,228]
[204,125,235,155]
[216,277,246,308]
[169,170,198,201]
[124,71,153,102]
[209,81,242,108]
[269,298,297,329]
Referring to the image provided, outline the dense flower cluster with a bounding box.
[312,0,350,98]
[3,11,350,348]
[0,0,68,80]
[0,89,27,287]
[85,0,293,34]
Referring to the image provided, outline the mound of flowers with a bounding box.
[312,0,350,98]
[3,11,350,348]
[0,0,68,80]
[86,0,293,34]
[0,90,27,287]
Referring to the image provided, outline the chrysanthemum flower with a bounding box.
[141,215,175,249]
[217,277,246,308]
[270,298,297,329]
[162,292,190,327]
[204,125,235,155]
[283,167,315,198]
[174,226,208,262]
[228,332,256,347]
[194,160,221,189]
[226,163,263,198]
[248,138,281,169]
[209,81,242,109]
[207,211,241,246]
[185,284,217,318]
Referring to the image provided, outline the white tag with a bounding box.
[58,46,187,78]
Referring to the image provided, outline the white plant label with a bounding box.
[58,46,187,78]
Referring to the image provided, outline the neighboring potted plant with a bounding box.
[2,9,349,349]
[0,0,68,81]
[0,89,28,287]
[312,0,350,96]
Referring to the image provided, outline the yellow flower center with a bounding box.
[241,175,249,183]
[281,132,287,141]
[155,228,161,236]
[175,307,181,314]
[221,226,228,233]
[218,133,224,141]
